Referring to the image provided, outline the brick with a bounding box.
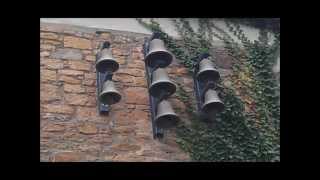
[83,79,96,86]
[84,73,96,80]
[41,104,74,114]
[40,44,56,51]
[42,39,62,45]
[40,84,60,102]
[51,151,84,162]
[64,36,92,49]
[124,87,148,105]
[40,32,59,40]
[59,69,83,76]
[85,55,96,62]
[51,48,83,60]
[43,123,65,132]
[76,106,97,118]
[113,74,133,83]
[111,144,141,152]
[131,110,149,121]
[117,68,144,77]
[133,77,147,87]
[127,60,144,69]
[40,51,50,57]
[41,69,57,82]
[98,32,112,41]
[58,75,82,84]
[78,122,98,134]
[65,60,91,71]
[64,84,85,93]
[65,93,96,106]
[82,50,92,55]
[41,58,63,69]
[85,86,96,93]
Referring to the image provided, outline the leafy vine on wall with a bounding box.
[137,18,280,161]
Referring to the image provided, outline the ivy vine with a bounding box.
[137,18,280,162]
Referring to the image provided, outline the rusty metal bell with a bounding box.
[197,58,220,83]
[155,100,179,129]
[149,68,176,98]
[96,46,119,73]
[145,39,174,68]
[202,89,224,114]
[99,80,121,105]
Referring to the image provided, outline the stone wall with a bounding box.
[40,23,198,162]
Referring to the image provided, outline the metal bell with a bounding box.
[202,89,224,114]
[149,68,176,98]
[197,58,220,83]
[99,80,121,105]
[145,39,174,68]
[96,47,119,73]
[155,100,179,129]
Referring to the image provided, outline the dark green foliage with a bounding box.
[137,18,280,162]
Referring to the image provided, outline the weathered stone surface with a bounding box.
[51,151,84,162]
[98,32,112,41]
[84,73,96,80]
[113,74,134,83]
[117,68,144,77]
[40,84,60,102]
[41,58,63,69]
[43,39,62,45]
[131,110,149,121]
[124,87,148,105]
[40,51,50,57]
[83,79,96,86]
[40,32,59,40]
[41,69,57,82]
[43,123,65,132]
[85,55,96,62]
[133,77,146,87]
[64,84,85,93]
[76,107,98,118]
[59,69,83,76]
[65,60,91,71]
[64,36,92,49]
[127,60,144,69]
[42,104,74,114]
[51,48,83,60]
[40,44,56,51]
[113,111,135,126]
[78,122,98,134]
[111,143,141,152]
[58,75,82,84]
[85,86,96,93]
[65,93,96,106]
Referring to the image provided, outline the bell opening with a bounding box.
[155,114,179,129]
[197,70,220,83]
[149,81,176,98]
[99,92,121,105]
[96,59,119,73]
[202,102,224,114]
[145,51,173,68]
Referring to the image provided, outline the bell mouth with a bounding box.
[197,70,220,83]
[99,91,121,105]
[145,51,173,68]
[96,59,119,73]
[202,101,225,113]
[149,81,176,98]
[155,114,179,129]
